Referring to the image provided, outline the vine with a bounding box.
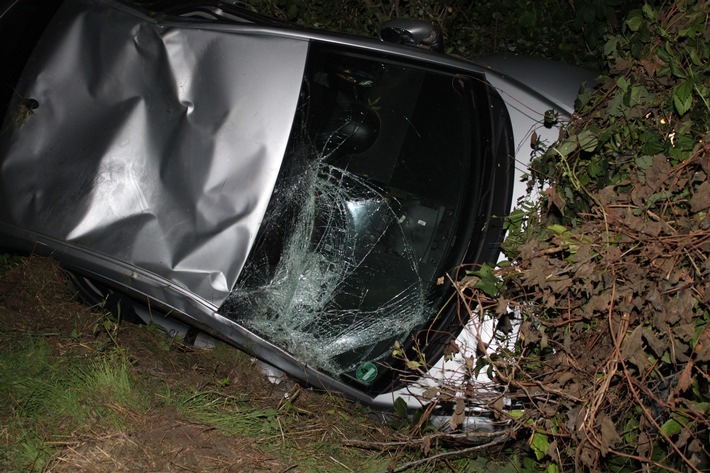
[489,1,710,471]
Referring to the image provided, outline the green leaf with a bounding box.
[504,208,527,232]
[616,75,630,92]
[656,46,670,63]
[393,397,408,419]
[608,92,625,117]
[691,323,707,347]
[670,133,696,155]
[689,47,702,66]
[624,416,639,443]
[630,37,645,59]
[669,57,687,78]
[640,131,665,155]
[518,10,537,29]
[576,130,598,152]
[556,138,578,157]
[580,4,595,24]
[646,190,673,207]
[661,418,683,436]
[587,159,604,177]
[392,340,403,358]
[547,224,568,235]
[641,3,656,20]
[530,431,550,460]
[635,155,653,170]
[673,81,693,115]
[603,37,619,57]
[411,408,423,425]
[625,11,643,32]
[630,84,653,106]
[472,263,501,297]
[575,85,594,111]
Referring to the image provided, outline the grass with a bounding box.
[0,255,527,472]
[0,256,393,472]
[0,317,388,472]
[0,333,139,470]
[169,379,390,471]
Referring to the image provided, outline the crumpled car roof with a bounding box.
[0,0,308,308]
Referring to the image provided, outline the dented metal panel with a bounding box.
[0,0,308,307]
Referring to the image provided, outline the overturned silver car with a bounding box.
[0,0,594,416]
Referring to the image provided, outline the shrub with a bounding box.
[491,1,709,470]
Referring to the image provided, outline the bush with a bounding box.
[490,1,709,470]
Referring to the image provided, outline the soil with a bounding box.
[47,411,286,472]
[0,256,388,472]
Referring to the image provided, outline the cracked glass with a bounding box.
[222,43,481,384]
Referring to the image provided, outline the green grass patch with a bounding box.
[173,389,278,436]
[169,387,387,472]
[0,334,142,471]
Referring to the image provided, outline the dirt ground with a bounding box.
[0,256,389,472]
[46,411,287,472]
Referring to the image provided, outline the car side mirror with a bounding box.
[378,19,443,52]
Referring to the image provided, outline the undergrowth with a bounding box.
[0,335,139,471]
[480,1,708,471]
[0,257,390,472]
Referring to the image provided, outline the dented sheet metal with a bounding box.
[0,0,308,307]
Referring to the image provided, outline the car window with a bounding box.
[222,43,483,387]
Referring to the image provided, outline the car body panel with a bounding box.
[1,0,308,308]
[474,55,594,116]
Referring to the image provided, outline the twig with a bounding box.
[579,279,625,435]
[343,429,510,450]
[388,436,508,473]
[606,279,702,472]
[329,456,353,472]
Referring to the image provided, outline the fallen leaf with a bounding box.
[422,386,439,400]
[677,360,693,392]
[545,186,566,215]
[443,339,460,359]
[449,398,465,430]
[598,413,622,455]
[690,180,710,212]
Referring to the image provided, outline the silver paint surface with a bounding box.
[0,0,308,307]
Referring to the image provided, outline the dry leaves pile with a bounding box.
[483,2,710,471]
[494,141,709,471]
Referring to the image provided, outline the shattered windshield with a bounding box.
[222,43,483,385]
